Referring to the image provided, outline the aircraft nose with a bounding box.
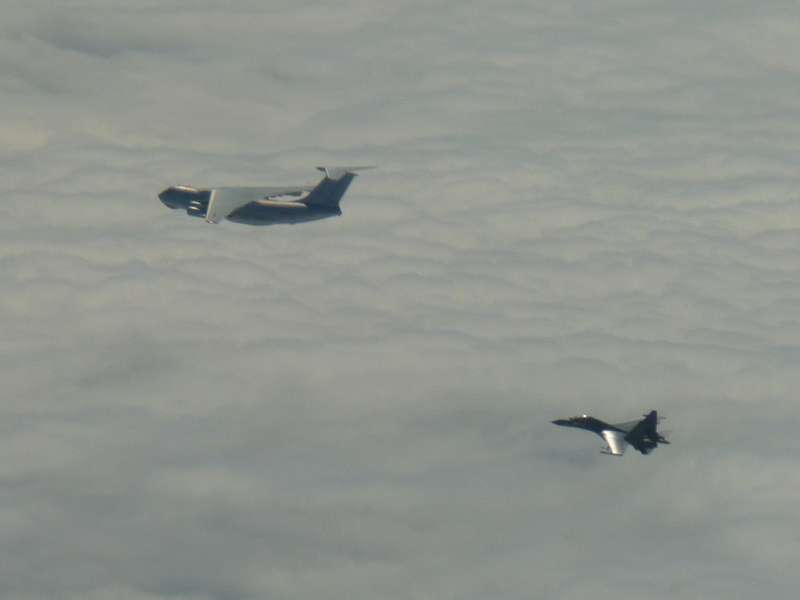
[159,187,178,208]
[552,419,570,426]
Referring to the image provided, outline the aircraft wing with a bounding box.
[601,430,627,456]
[205,186,313,224]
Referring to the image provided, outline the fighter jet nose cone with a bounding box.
[552,419,566,426]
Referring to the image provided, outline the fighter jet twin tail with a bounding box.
[159,166,373,226]
[552,410,670,456]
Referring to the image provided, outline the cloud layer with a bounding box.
[2,1,800,598]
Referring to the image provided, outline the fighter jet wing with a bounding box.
[601,430,628,456]
[205,186,313,224]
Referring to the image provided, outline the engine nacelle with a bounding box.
[186,199,208,218]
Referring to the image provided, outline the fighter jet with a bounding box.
[552,410,669,456]
[158,166,372,225]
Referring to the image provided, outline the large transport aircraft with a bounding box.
[552,410,670,456]
[159,166,372,226]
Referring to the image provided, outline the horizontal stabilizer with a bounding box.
[316,166,375,180]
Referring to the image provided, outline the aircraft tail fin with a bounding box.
[643,410,659,438]
[304,166,374,211]
[624,410,669,455]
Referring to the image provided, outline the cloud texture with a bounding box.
[2,1,800,598]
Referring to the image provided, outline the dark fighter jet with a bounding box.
[158,166,372,225]
[552,410,669,456]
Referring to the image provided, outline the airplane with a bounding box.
[551,410,670,456]
[158,166,372,225]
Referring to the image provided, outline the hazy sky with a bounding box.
[2,1,800,598]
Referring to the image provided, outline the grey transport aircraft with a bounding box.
[552,410,669,456]
[158,166,372,225]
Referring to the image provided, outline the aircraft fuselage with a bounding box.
[158,186,340,226]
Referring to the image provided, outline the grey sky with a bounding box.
[2,1,800,598]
